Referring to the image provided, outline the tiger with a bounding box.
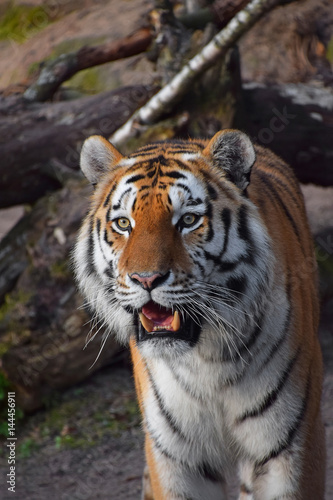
[73,129,326,499]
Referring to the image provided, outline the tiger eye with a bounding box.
[116,217,130,230]
[182,214,197,226]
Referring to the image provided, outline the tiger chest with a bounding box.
[143,357,236,470]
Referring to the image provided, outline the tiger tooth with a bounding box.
[139,313,154,333]
[171,311,180,332]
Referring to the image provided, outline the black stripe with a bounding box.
[256,373,311,467]
[226,275,247,299]
[96,218,101,235]
[274,172,302,210]
[198,462,222,483]
[237,348,300,423]
[187,197,204,206]
[237,205,255,265]
[264,158,301,200]
[240,317,263,355]
[176,183,193,195]
[269,169,302,212]
[103,228,113,246]
[104,267,113,280]
[204,250,222,265]
[192,257,205,274]
[166,148,193,154]
[237,204,251,243]
[203,250,239,273]
[125,174,145,183]
[126,159,150,169]
[221,208,231,255]
[205,202,214,242]
[218,260,239,273]
[164,158,192,170]
[256,305,291,375]
[207,183,218,200]
[148,429,221,491]
[236,205,256,265]
[117,187,132,206]
[148,428,181,463]
[147,167,158,179]
[171,367,203,401]
[222,309,264,363]
[164,170,186,179]
[155,155,169,166]
[103,182,117,207]
[148,369,189,441]
[86,217,96,275]
[172,148,198,155]
[131,144,160,154]
[98,217,112,248]
[258,171,302,245]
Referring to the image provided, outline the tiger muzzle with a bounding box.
[136,300,201,346]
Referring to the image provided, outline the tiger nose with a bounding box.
[129,271,169,290]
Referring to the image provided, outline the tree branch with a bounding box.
[23,27,153,103]
[110,0,286,146]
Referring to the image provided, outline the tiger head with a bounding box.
[74,130,271,359]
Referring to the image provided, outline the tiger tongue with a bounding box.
[139,301,180,333]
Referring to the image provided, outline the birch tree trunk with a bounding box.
[110,0,283,146]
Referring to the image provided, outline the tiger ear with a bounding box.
[204,130,255,190]
[80,135,123,185]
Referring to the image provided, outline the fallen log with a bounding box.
[0,84,155,209]
[235,82,333,185]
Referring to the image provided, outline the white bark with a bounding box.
[110,0,281,147]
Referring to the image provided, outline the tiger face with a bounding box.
[74,130,271,358]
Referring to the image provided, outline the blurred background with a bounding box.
[0,0,332,498]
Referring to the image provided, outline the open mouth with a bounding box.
[136,300,201,345]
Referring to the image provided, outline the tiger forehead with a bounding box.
[99,144,240,213]
[127,139,207,160]
[101,149,207,202]
[115,165,207,208]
